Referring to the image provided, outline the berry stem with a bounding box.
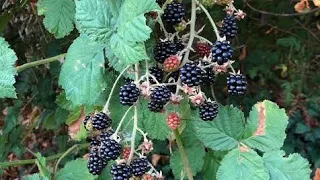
[181,0,197,67]
[103,66,131,113]
[53,143,88,178]
[229,63,236,73]
[173,129,194,180]
[114,106,134,137]
[157,15,169,38]
[16,53,66,73]
[196,0,221,41]
[210,85,217,101]
[127,64,140,164]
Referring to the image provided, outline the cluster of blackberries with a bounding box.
[119,82,140,106]
[84,112,150,179]
[219,15,238,40]
[227,74,247,95]
[148,85,172,112]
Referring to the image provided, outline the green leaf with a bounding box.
[263,150,311,180]
[56,91,76,110]
[74,123,87,141]
[35,153,50,178]
[75,0,115,43]
[277,37,301,51]
[0,37,17,98]
[170,146,205,179]
[3,104,20,134]
[216,148,269,180]
[22,174,49,180]
[37,0,75,38]
[42,108,69,130]
[55,159,95,180]
[241,100,288,152]
[65,107,82,125]
[58,35,108,105]
[138,100,170,140]
[76,0,161,65]
[201,151,228,180]
[192,105,245,151]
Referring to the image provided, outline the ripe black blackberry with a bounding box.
[131,157,149,177]
[87,148,107,175]
[162,1,185,25]
[154,41,177,63]
[219,15,238,40]
[88,136,100,148]
[110,163,132,180]
[175,39,185,52]
[119,82,140,106]
[199,101,219,121]
[100,129,115,141]
[227,74,247,95]
[100,137,122,161]
[149,67,164,84]
[91,112,112,130]
[180,62,202,87]
[150,86,172,105]
[201,62,215,86]
[211,41,233,65]
[148,101,164,112]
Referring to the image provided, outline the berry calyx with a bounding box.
[83,115,93,131]
[110,163,132,180]
[162,1,185,25]
[119,82,140,106]
[227,74,247,95]
[163,55,181,72]
[91,112,112,130]
[87,148,107,175]
[131,157,149,177]
[150,86,172,105]
[196,42,211,58]
[220,15,238,40]
[166,112,180,130]
[180,62,202,87]
[154,40,177,63]
[149,66,164,84]
[199,101,219,121]
[211,41,233,65]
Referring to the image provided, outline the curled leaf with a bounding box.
[294,0,310,13]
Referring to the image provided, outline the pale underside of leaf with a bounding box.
[0,37,17,98]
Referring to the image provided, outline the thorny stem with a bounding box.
[174,129,194,180]
[0,143,88,169]
[181,0,197,67]
[114,106,134,136]
[127,64,139,164]
[103,66,131,113]
[16,53,66,73]
[196,0,221,41]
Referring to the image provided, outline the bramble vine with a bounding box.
[0,0,314,180]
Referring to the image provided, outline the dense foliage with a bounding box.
[0,0,319,179]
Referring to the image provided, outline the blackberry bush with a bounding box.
[87,148,107,175]
[162,1,185,25]
[227,74,247,95]
[154,40,177,63]
[131,157,149,177]
[180,62,202,87]
[110,163,132,180]
[211,41,233,65]
[199,101,219,121]
[91,112,112,130]
[119,82,140,105]
[220,15,238,40]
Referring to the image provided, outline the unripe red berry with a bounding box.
[166,112,180,130]
[163,55,180,72]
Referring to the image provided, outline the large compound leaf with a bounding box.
[0,37,17,98]
[216,148,269,180]
[193,105,245,151]
[56,159,95,180]
[59,35,108,105]
[75,0,114,43]
[75,0,161,65]
[37,0,75,38]
[22,174,49,180]
[263,150,311,180]
[170,146,205,179]
[242,100,288,152]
